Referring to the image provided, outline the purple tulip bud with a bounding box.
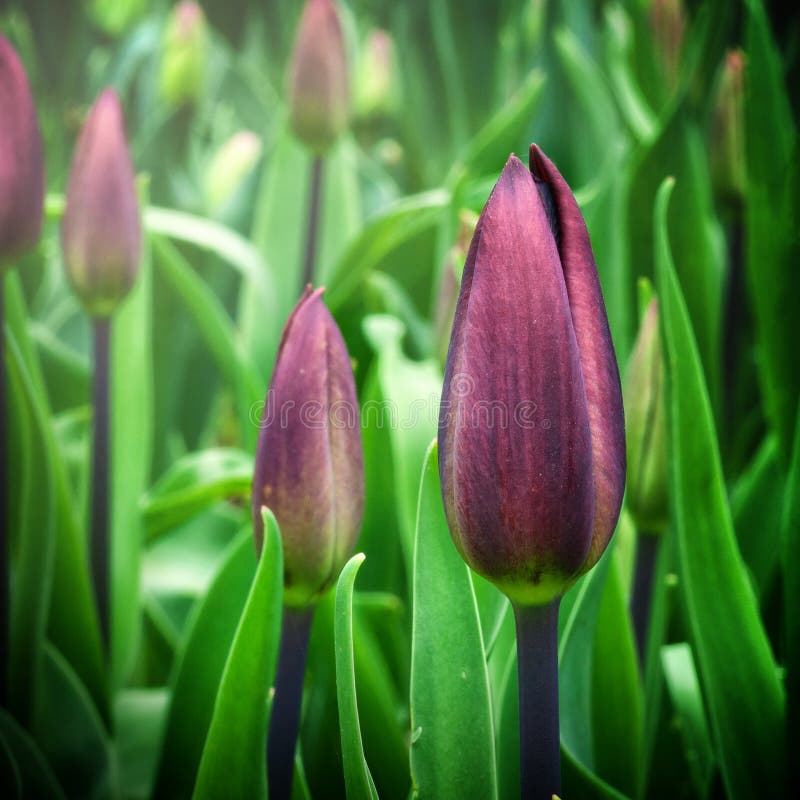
[287,0,349,154]
[61,89,141,317]
[438,144,625,606]
[624,299,668,534]
[0,35,45,267]
[252,287,364,607]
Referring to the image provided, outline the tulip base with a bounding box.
[631,534,660,666]
[0,277,7,706]
[91,317,111,656]
[514,599,561,800]
[267,604,315,800]
[300,156,323,291]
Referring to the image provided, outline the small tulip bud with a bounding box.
[87,0,147,36]
[649,0,685,87]
[159,1,208,108]
[355,29,396,119]
[287,0,349,154]
[710,50,746,205]
[438,145,626,606]
[252,287,364,607]
[0,35,45,268]
[61,89,142,317]
[624,299,668,534]
[203,131,262,214]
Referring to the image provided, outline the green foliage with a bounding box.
[1,0,794,797]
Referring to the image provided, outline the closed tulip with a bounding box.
[0,35,45,267]
[438,144,625,607]
[61,89,141,317]
[252,286,364,607]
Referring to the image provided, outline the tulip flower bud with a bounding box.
[252,287,364,607]
[624,299,668,534]
[203,131,262,214]
[287,0,349,154]
[159,1,208,108]
[649,0,685,87]
[62,89,142,317]
[0,35,45,268]
[87,0,147,36]
[438,145,625,606]
[710,50,746,205]
[355,29,396,119]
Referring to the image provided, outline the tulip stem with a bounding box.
[631,534,660,667]
[0,277,8,706]
[300,156,324,291]
[91,317,111,657]
[514,599,561,800]
[267,604,315,800]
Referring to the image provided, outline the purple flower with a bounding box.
[252,287,364,607]
[61,88,141,317]
[0,35,44,266]
[438,144,625,606]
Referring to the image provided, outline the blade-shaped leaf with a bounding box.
[654,177,786,797]
[409,441,497,800]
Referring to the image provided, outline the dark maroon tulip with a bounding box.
[438,144,625,606]
[0,35,44,267]
[252,286,364,607]
[62,88,141,317]
[287,0,349,153]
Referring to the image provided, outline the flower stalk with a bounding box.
[301,156,323,291]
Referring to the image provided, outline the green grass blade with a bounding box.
[193,510,283,799]
[410,441,497,800]
[334,553,379,800]
[0,711,66,800]
[654,177,786,797]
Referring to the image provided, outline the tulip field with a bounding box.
[0,0,796,798]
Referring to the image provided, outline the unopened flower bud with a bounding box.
[650,0,685,87]
[355,29,396,119]
[87,0,147,36]
[159,1,208,108]
[0,35,45,268]
[287,0,349,154]
[203,130,262,214]
[252,287,364,607]
[710,50,746,205]
[62,89,142,317]
[438,145,626,606]
[624,299,668,534]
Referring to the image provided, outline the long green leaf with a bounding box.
[334,554,379,800]
[152,530,256,799]
[410,441,497,800]
[0,711,66,800]
[654,177,786,797]
[193,509,283,799]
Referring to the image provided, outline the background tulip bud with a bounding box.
[649,0,685,87]
[624,299,668,534]
[86,0,147,37]
[61,89,142,317]
[354,29,397,120]
[159,1,208,108]
[203,130,262,215]
[252,287,364,607]
[438,145,625,606]
[0,35,45,268]
[287,0,349,154]
[710,50,747,206]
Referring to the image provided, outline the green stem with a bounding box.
[300,156,323,292]
[514,599,561,800]
[90,317,111,656]
[631,534,660,666]
[267,604,315,800]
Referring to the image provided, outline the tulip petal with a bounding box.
[440,155,594,605]
[529,144,626,570]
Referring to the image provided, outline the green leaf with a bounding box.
[0,711,66,800]
[151,236,263,450]
[111,228,154,686]
[142,448,253,539]
[194,510,283,799]
[152,530,256,799]
[32,646,118,800]
[334,554,379,800]
[409,441,497,800]
[660,644,715,797]
[654,177,786,797]
[591,551,643,797]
